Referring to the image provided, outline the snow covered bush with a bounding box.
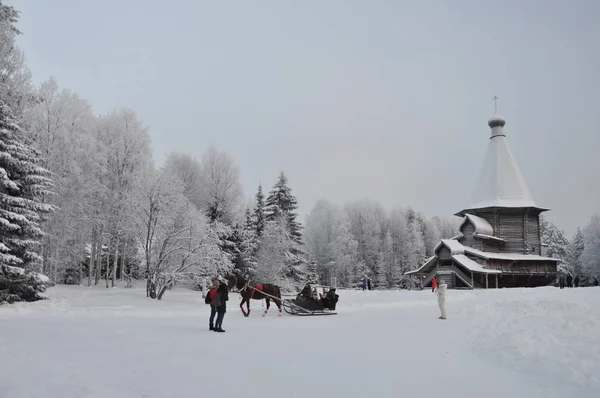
[0,264,50,304]
[134,169,231,300]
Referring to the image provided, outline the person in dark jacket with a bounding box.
[559,274,564,289]
[205,279,219,330]
[574,275,580,288]
[566,274,573,288]
[212,282,228,333]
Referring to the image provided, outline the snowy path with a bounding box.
[1,285,599,398]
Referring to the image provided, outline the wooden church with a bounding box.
[406,114,560,289]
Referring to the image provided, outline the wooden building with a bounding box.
[406,115,559,289]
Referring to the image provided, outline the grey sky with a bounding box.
[9,0,600,236]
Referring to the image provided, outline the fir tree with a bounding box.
[254,184,265,237]
[237,208,257,276]
[265,172,302,244]
[0,101,54,271]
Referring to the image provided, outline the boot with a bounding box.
[209,324,214,331]
[216,328,225,333]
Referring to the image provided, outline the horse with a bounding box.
[226,274,282,317]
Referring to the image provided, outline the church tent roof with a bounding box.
[456,115,549,216]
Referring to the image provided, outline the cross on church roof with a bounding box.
[492,96,499,113]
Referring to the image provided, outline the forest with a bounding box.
[1,3,599,303]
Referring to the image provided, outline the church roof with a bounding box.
[456,115,549,216]
[460,214,494,236]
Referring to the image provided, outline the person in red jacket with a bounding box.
[206,279,219,330]
[431,276,437,293]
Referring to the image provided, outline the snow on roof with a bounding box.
[463,246,561,262]
[434,239,465,255]
[457,116,548,215]
[404,256,437,275]
[452,254,501,274]
[488,114,506,128]
[473,233,507,243]
[461,214,494,236]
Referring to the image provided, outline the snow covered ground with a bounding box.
[1,284,599,398]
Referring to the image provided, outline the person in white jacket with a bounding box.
[435,278,447,319]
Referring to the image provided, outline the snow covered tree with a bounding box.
[307,260,319,284]
[133,169,230,300]
[304,200,343,282]
[330,215,361,287]
[0,101,54,271]
[25,77,99,283]
[540,216,571,274]
[253,184,265,237]
[199,145,243,225]
[97,108,153,288]
[582,215,600,280]
[569,228,585,277]
[344,199,387,281]
[163,152,204,210]
[236,208,257,276]
[0,4,33,116]
[265,172,302,244]
[377,231,393,289]
[0,264,49,303]
[254,217,289,287]
[401,213,427,288]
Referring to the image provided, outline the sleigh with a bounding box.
[282,285,339,316]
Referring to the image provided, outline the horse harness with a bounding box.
[231,276,260,299]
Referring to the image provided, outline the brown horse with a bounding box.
[227,274,282,317]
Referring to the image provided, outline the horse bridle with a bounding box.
[229,276,249,294]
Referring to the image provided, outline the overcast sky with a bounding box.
[9,0,599,236]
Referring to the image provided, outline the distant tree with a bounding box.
[540,216,571,274]
[569,228,585,276]
[163,152,204,210]
[253,184,265,237]
[199,145,243,225]
[265,172,302,244]
[377,231,393,288]
[582,216,600,279]
[303,200,342,281]
[237,208,257,276]
[330,215,361,287]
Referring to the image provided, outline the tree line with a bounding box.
[1,3,599,299]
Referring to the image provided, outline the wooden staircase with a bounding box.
[434,265,473,289]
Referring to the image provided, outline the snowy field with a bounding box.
[1,284,599,398]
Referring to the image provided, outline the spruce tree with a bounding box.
[238,208,257,276]
[0,101,53,270]
[265,172,302,244]
[254,184,265,237]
